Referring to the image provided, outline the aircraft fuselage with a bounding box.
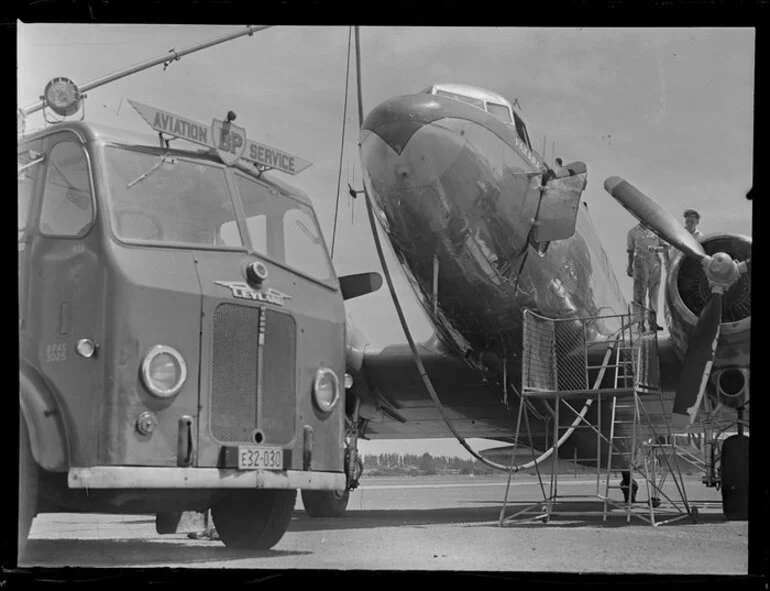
[360,89,628,374]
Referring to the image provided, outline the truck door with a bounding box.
[24,132,105,467]
[18,140,44,338]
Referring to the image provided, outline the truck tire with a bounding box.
[301,488,350,517]
[19,413,38,560]
[212,489,296,550]
[720,434,749,521]
[155,511,183,534]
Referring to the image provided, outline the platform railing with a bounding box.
[500,305,693,527]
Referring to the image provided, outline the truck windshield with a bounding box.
[231,172,335,285]
[103,146,335,285]
[104,146,244,248]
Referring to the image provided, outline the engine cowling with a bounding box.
[664,233,751,408]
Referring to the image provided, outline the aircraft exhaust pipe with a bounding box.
[713,367,749,409]
[717,368,746,397]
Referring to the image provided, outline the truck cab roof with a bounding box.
[19,119,315,208]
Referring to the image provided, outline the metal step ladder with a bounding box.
[600,326,693,525]
[499,307,694,527]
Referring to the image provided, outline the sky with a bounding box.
[17,24,754,460]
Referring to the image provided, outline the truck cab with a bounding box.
[18,106,349,554]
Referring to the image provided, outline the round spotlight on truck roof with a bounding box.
[313,368,340,413]
[141,345,187,399]
[43,77,81,117]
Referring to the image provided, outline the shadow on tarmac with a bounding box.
[291,502,727,532]
[290,506,502,531]
[20,538,311,568]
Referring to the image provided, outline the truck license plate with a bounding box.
[237,446,283,470]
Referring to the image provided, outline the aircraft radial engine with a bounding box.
[664,233,751,411]
[604,177,751,419]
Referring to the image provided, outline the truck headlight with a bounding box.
[313,368,340,413]
[141,345,187,398]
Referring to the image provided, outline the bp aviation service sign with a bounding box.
[128,99,312,175]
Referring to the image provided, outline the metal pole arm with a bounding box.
[20,25,272,117]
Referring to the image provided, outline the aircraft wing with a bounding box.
[348,336,519,440]
[350,329,697,441]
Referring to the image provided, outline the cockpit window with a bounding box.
[486,102,512,124]
[434,89,485,110]
[512,111,531,148]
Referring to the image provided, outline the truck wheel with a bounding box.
[301,488,350,517]
[211,489,296,550]
[19,413,38,560]
[720,434,749,521]
[155,511,183,535]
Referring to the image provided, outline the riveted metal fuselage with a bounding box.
[360,92,627,370]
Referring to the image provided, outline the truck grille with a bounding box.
[210,304,296,444]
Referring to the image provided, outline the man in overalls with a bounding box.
[627,222,670,331]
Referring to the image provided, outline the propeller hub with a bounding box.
[703,252,741,290]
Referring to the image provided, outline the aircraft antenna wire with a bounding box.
[353,26,571,473]
[330,26,354,260]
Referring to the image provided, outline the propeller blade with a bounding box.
[604,177,707,261]
[672,292,723,421]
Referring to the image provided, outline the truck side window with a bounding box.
[39,140,93,237]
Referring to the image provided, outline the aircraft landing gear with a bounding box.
[720,409,749,521]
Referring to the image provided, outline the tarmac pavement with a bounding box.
[17,474,748,573]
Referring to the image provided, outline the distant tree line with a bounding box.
[361,452,501,476]
[360,451,700,477]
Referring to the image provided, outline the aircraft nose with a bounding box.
[360,94,465,188]
[362,94,443,155]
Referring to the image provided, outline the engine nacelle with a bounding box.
[663,233,751,407]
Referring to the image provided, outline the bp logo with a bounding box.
[212,113,246,166]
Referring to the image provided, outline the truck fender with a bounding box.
[19,366,69,472]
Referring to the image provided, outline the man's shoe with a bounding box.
[652,323,664,331]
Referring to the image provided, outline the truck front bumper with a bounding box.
[68,467,346,490]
